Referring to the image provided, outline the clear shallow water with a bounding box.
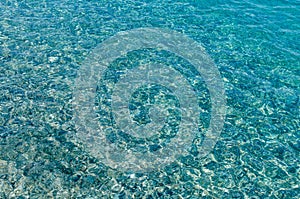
[0,0,299,198]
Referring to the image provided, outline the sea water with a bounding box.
[0,0,299,198]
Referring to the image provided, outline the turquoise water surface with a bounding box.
[0,0,299,198]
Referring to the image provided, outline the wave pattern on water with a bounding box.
[0,0,299,198]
